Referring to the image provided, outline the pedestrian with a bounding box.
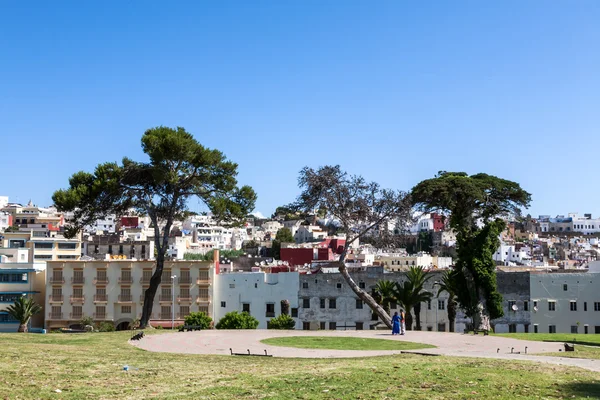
[400,310,406,335]
[391,311,400,335]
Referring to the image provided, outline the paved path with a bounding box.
[131,330,600,372]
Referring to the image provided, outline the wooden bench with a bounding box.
[180,325,202,332]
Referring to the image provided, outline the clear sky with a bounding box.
[1,1,599,218]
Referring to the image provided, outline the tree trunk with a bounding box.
[448,298,456,333]
[414,303,422,331]
[404,309,413,331]
[18,323,27,333]
[139,250,166,329]
[338,262,392,329]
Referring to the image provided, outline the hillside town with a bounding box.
[1,194,599,335]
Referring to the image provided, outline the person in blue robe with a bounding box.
[391,311,401,335]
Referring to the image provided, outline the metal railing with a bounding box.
[49,277,65,284]
[177,296,193,302]
[93,294,108,302]
[48,295,64,302]
[118,294,133,302]
[48,312,63,319]
[118,277,133,284]
[71,277,85,284]
[93,278,109,284]
[159,294,173,302]
[70,295,85,303]
[178,276,192,284]
[93,312,108,320]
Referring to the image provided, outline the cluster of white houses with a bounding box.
[1,243,600,334]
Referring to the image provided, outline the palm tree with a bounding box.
[394,267,433,331]
[6,297,42,333]
[436,270,458,332]
[373,280,396,316]
[393,280,415,330]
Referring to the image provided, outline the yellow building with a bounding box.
[2,231,82,263]
[45,260,214,330]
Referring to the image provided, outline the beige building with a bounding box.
[45,260,214,330]
[2,230,82,263]
[378,253,453,271]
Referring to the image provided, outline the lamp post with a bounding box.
[171,275,176,329]
[433,281,439,331]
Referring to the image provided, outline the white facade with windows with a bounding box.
[213,271,300,329]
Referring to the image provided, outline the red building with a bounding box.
[280,248,314,267]
[431,213,445,232]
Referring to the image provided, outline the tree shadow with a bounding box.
[560,381,600,398]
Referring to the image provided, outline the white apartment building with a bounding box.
[45,260,215,330]
[294,225,327,244]
[85,214,117,234]
[569,213,600,235]
[213,271,300,329]
[0,211,10,232]
[379,253,452,271]
[0,196,8,209]
[494,244,531,265]
[2,230,82,266]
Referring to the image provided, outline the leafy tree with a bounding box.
[267,314,296,329]
[97,321,115,332]
[405,266,433,331]
[290,165,412,328]
[280,299,290,315]
[436,270,458,332]
[411,172,530,330]
[373,280,396,316]
[243,240,260,249]
[215,311,259,329]
[184,311,212,329]
[6,297,42,332]
[52,126,256,328]
[272,228,294,259]
[393,281,415,331]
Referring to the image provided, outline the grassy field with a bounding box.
[0,332,599,399]
[495,333,600,347]
[261,336,436,350]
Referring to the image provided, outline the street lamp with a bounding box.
[433,281,439,331]
[171,275,177,329]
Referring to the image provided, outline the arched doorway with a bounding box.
[115,320,132,331]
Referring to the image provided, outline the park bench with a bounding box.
[130,331,144,341]
[564,343,575,352]
[473,329,489,336]
[180,325,202,332]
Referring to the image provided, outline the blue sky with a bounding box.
[1,2,599,218]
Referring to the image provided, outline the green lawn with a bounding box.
[261,336,435,350]
[541,345,600,360]
[495,333,600,347]
[0,331,598,399]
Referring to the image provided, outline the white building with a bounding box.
[294,225,327,244]
[0,196,8,209]
[570,213,600,235]
[261,221,283,237]
[213,271,300,329]
[85,214,117,234]
[0,212,11,232]
[494,244,531,265]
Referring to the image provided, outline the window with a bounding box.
[523,301,528,311]
[302,298,310,308]
[302,282,308,289]
[329,322,337,330]
[336,283,342,289]
[437,323,446,332]
[524,324,529,333]
[58,243,77,250]
[427,300,431,310]
[34,242,53,249]
[242,303,250,313]
[179,306,190,316]
[356,322,363,330]
[508,300,516,311]
[320,322,326,330]
[291,308,298,318]
[438,300,445,310]
[121,306,131,314]
[359,282,365,289]
[329,298,336,309]
[320,298,326,309]
[356,299,363,309]
[549,325,556,334]
[229,284,235,289]
[221,301,226,308]
[584,325,588,334]
[390,302,397,310]
[563,284,568,291]
[584,302,587,312]
[595,302,600,311]
[371,312,378,321]
[548,301,556,311]
[0,273,28,283]
[266,303,275,317]
[0,294,24,303]
[303,322,310,330]
[570,301,577,311]
[534,324,538,333]
[57,255,78,260]
[533,301,538,309]
[71,306,82,319]
[509,324,517,333]
[571,325,578,334]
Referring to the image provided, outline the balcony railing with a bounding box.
[48,312,63,319]
[118,294,133,302]
[178,276,192,284]
[118,277,133,284]
[158,313,172,320]
[177,296,193,303]
[93,294,108,302]
[93,312,108,320]
[159,294,173,302]
[49,277,65,284]
[140,277,151,284]
[196,296,211,303]
[48,295,64,302]
[70,295,85,303]
[196,278,211,285]
[93,278,109,284]
[265,312,275,318]
[71,277,85,284]
[69,313,83,320]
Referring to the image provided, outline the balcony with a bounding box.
[196,278,211,285]
[69,313,83,320]
[118,294,133,303]
[49,277,65,284]
[178,276,192,284]
[93,312,108,320]
[93,278,109,285]
[48,312,63,319]
[70,295,85,303]
[93,294,108,303]
[118,277,133,284]
[196,296,211,304]
[159,294,174,302]
[177,296,193,303]
[140,277,151,284]
[48,295,64,303]
[158,313,172,320]
[71,277,85,284]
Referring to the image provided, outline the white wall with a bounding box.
[213,271,300,329]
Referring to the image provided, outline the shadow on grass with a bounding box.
[542,339,600,348]
[561,381,600,398]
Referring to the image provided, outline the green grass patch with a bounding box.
[0,331,598,399]
[495,333,600,347]
[541,345,600,360]
[261,336,435,350]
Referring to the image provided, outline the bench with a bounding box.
[180,325,202,332]
[131,331,144,341]
[473,329,489,336]
[564,343,575,352]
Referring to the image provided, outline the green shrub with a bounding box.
[215,311,259,329]
[184,312,212,329]
[96,322,115,332]
[267,314,296,330]
[79,316,94,328]
[155,325,164,330]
